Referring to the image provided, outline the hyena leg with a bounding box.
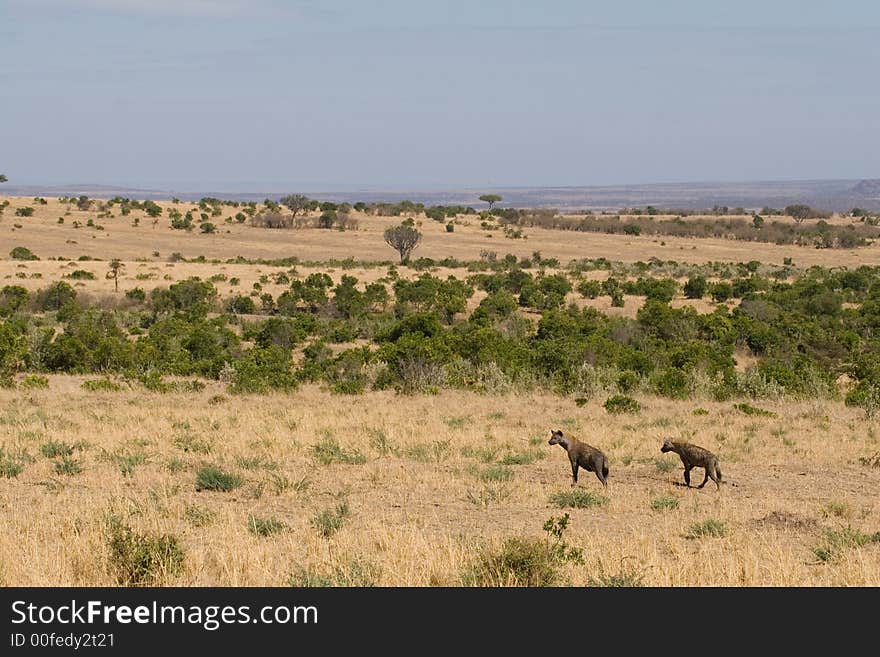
[708,465,721,490]
[571,461,579,487]
[698,468,710,489]
[683,466,692,487]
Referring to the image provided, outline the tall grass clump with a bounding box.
[195,464,243,492]
[106,515,185,586]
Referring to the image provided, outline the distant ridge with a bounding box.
[4,178,880,212]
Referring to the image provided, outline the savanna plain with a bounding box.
[0,195,878,586]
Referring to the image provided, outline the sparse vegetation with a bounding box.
[462,537,561,587]
[650,494,680,511]
[10,246,38,260]
[106,515,185,585]
[311,500,351,538]
[604,395,641,414]
[549,489,608,509]
[195,464,243,492]
[248,515,288,537]
[685,519,727,539]
[311,436,367,465]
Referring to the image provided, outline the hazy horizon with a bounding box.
[2,1,879,190]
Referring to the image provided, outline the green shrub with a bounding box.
[195,464,243,492]
[650,494,680,511]
[0,447,26,478]
[549,489,608,509]
[683,276,708,299]
[0,285,29,316]
[66,269,96,280]
[248,515,288,537]
[709,282,733,302]
[603,394,641,414]
[20,374,49,389]
[733,402,777,417]
[477,465,514,482]
[114,453,147,477]
[577,280,602,299]
[228,346,297,394]
[225,295,256,315]
[404,440,450,463]
[54,455,82,476]
[587,563,645,587]
[106,516,185,585]
[287,558,380,587]
[311,501,350,538]
[34,281,76,310]
[811,527,880,563]
[651,368,690,399]
[10,246,38,260]
[685,519,727,539]
[41,440,74,458]
[311,436,366,466]
[81,377,124,392]
[462,537,561,587]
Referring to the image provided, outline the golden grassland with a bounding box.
[0,380,878,586]
[1,194,879,587]
[1,195,878,270]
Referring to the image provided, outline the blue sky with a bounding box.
[1,1,878,192]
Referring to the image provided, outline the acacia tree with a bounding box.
[785,204,812,224]
[280,194,310,218]
[0,175,7,183]
[384,223,422,264]
[479,194,502,210]
[107,259,123,292]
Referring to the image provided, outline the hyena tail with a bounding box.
[602,460,609,484]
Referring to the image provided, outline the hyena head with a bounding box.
[549,429,565,446]
[660,438,675,453]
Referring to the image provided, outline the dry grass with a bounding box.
[0,379,878,586]
[1,194,878,587]
[2,195,878,272]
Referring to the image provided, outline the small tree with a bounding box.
[683,276,708,299]
[0,174,7,183]
[107,259,123,292]
[785,204,812,224]
[479,194,502,210]
[383,223,422,264]
[280,194,310,218]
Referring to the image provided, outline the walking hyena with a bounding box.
[548,429,609,488]
[660,438,722,490]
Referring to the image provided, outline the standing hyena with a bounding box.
[548,429,609,488]
[660,438,722,490]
